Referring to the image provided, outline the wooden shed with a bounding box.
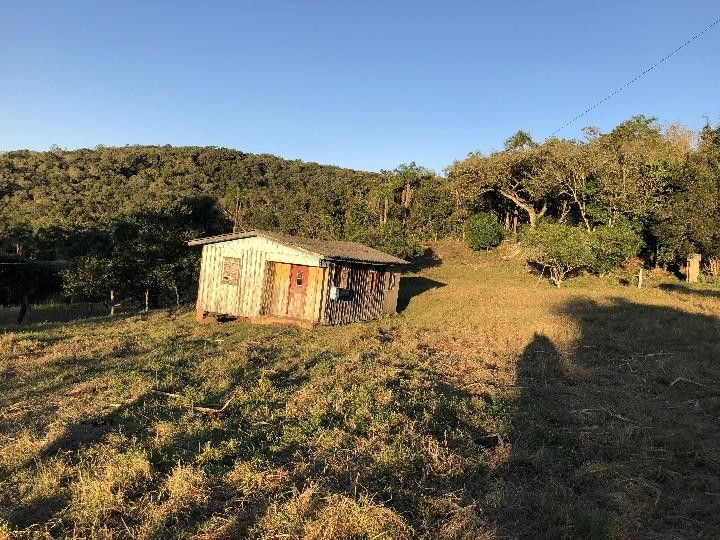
[188,230,409,327]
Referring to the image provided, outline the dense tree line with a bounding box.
[451,116,720,284]
[1,115,719,306]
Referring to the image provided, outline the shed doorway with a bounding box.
[287,264,309,318]
[263,262,309,319]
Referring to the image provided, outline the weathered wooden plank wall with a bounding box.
[196,237,321,318]
[196,238,400,325]
[382,271,401,314]
[322,263,391,325]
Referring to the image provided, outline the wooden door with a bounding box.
[286,264,309,318]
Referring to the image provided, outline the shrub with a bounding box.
[62,255,111,303]
[589,225,643,275]
[522,223,593,287]
[464,213,504,250]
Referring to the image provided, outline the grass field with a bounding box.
[0,303,106,326]
[1,241,719,539]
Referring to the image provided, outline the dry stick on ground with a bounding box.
[669,377,707,388]
[151,390,235,414]
[570,408,636,423]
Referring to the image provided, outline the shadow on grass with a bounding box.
[496,297,720,538]
[8,391,154,529]
[5,294,720,537]
[659,283,720,299]
[409,246,443,272]
[397,276,446,312]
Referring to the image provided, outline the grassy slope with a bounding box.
[1,242,719,539]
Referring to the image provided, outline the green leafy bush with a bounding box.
[522,223,593,287]
[589,225,643,275]
[464,213,504,250]
[62,255,112,302]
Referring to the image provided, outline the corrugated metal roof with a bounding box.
[187,230,410,265]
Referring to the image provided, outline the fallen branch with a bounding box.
[570,408,635,423]
[151,390,235,414]
[669,377,706,388]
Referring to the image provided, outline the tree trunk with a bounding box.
[144,289,150,312]
[17,295,30,324]
[383,198,389,225]
[559,201,569,224]
[498,189,542,228]
[402,182,414,208]
[109,289,115,316]
[232,193,242,233]
[174,285,180,307]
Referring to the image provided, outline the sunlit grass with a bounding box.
[1,241,719,538]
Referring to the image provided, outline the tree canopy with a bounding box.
[2,115,719,305]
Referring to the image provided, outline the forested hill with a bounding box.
[0,145,443,304]
[0,145,393,255]
[2,116,720,307]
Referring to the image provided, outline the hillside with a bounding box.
[0,145,384,258]
[1,243,718,538]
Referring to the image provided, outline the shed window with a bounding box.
[222,257,241,285]
[337,266,350,288]
[296,271,304,286]
[367,270,379,293]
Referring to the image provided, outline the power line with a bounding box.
[549,15,720,138]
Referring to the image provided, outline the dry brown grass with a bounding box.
[1,240,719,538]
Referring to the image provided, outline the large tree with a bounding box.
[450,133,558,228]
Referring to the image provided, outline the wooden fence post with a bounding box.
[686,253,701,283]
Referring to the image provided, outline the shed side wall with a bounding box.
[322,263,387,325]
[196,237,322,317]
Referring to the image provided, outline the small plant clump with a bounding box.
[522,223,594,286]
[465,212,504,251]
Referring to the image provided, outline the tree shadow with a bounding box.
[495,297,720,538]
[659,282,720,299]
[409,246,443,271]
[6,390,154,529]
[396,276,446,312]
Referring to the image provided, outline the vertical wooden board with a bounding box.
[317,266,330,324]
[200,244,210,312]
[268,262,291,316]
[196,246,208,312]
[250,252,268,316]
[259,259,275,316]
[383,271,400,313]
[306,266,325,323]
[238,249,253,316]
[206,244,217,313]
[303,266,316,321]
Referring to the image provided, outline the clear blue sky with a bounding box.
[2,1,718,173]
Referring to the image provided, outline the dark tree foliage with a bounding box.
[589,224,643,276]
[0,147,441,304]
[1,117,719,304]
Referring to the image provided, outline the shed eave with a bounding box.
[187,229,410,266]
